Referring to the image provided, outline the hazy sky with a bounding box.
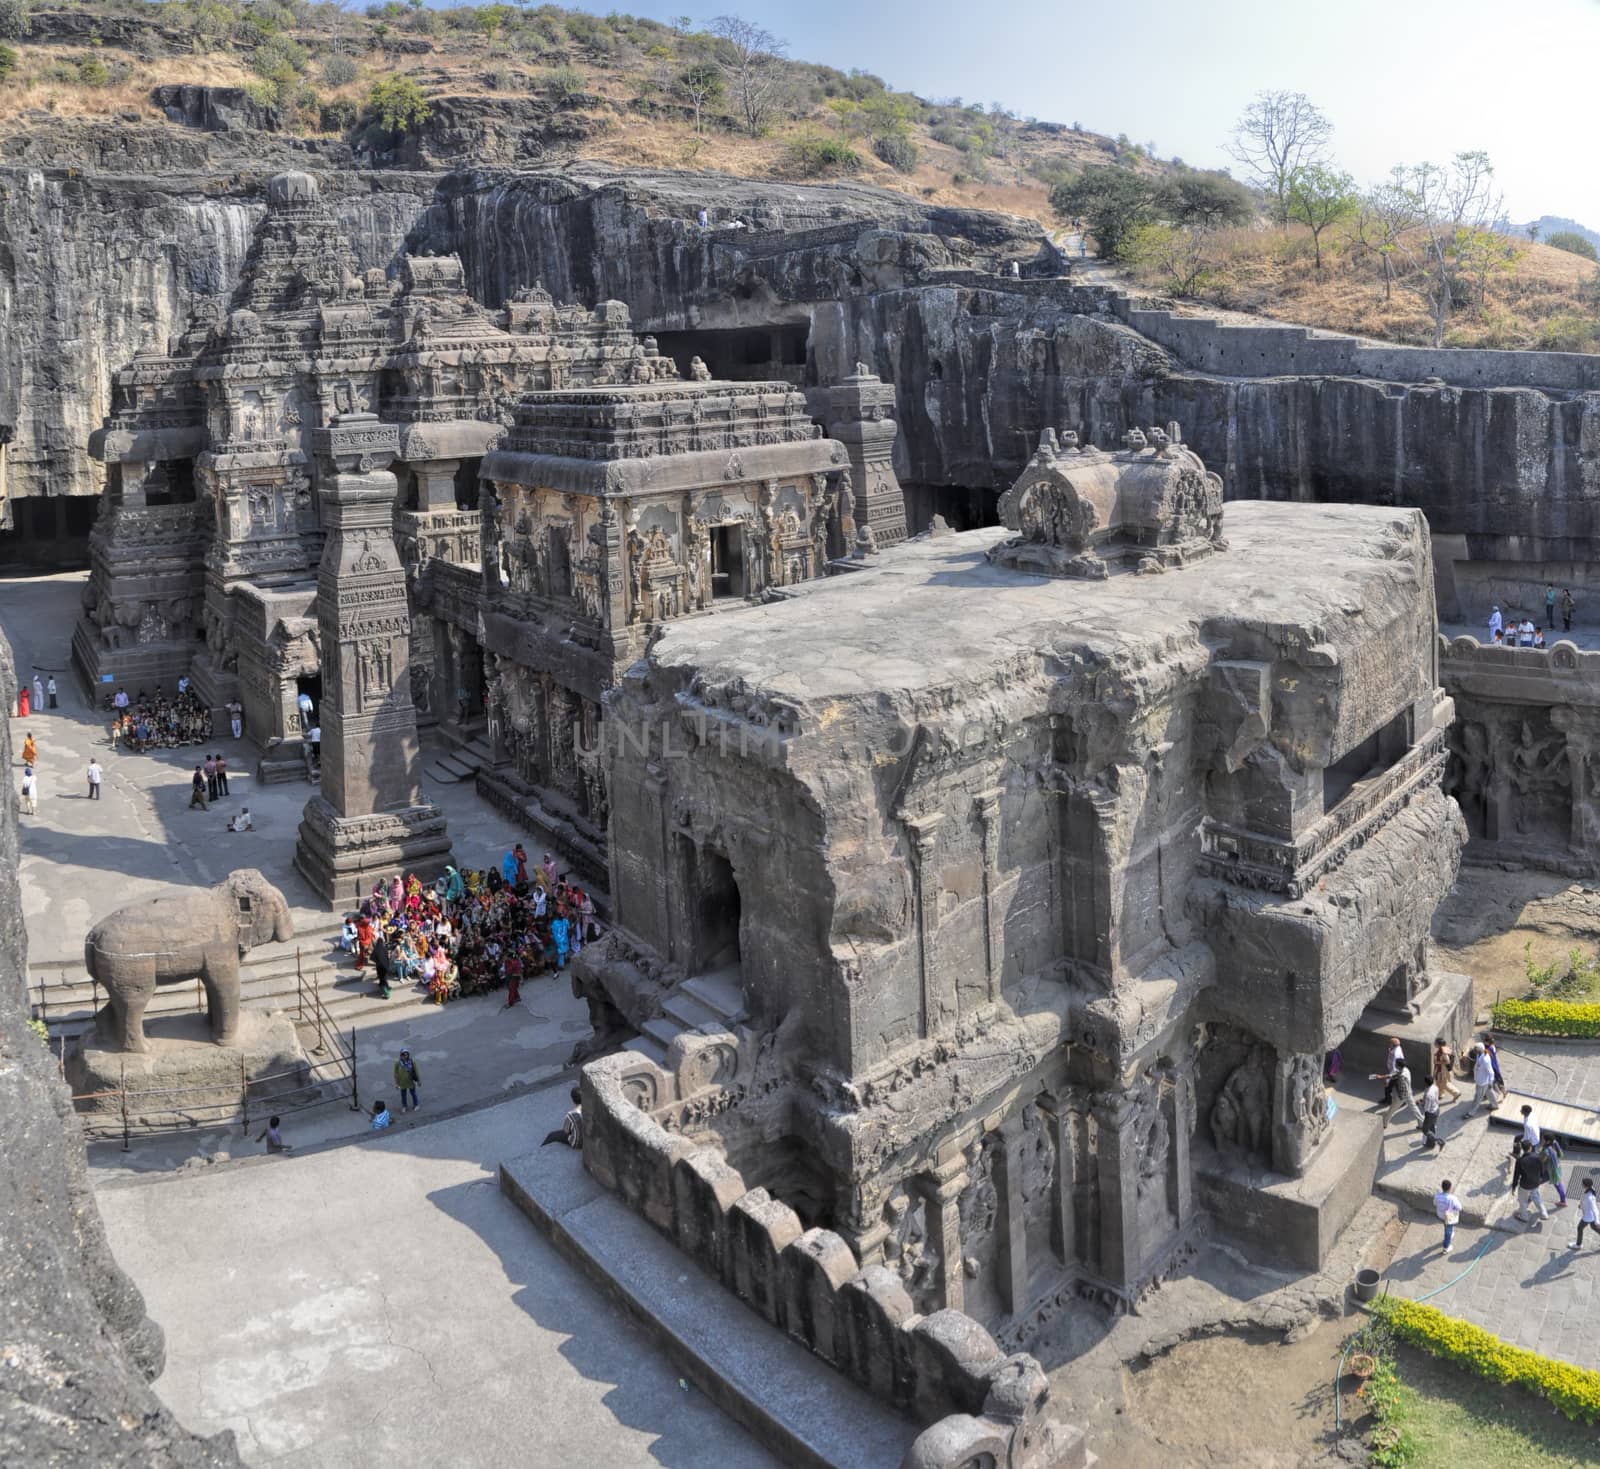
[569,0,1600,226]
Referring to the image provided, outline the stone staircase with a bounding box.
[623,964,748,1067]
[423,732,496,785]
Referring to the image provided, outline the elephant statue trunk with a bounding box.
[83,869,296,1054]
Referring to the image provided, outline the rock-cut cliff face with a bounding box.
[0,635,241,1466]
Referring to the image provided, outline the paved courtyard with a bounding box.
[1366,1034,1600,1371]
[97,1081,776,1467]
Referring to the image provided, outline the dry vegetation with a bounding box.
[1128,221,1600,352]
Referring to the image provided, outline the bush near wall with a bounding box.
[1369,1297,1600,1423]
[1490,997,1600,1037]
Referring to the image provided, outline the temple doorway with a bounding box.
[295,673,322,731]
[710,524,746,600]
[692,846,741,973]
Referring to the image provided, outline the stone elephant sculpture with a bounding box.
[84,869,295,1053]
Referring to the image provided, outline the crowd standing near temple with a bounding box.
[341,850,600,1008]
[109,686,214,751]
[1487,589,1579,646]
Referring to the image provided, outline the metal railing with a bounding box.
[69,949,361,1150]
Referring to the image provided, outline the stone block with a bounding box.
[671,1147,749,1283]
[838,1265,917,1405]
[1196,1103,1382,1272]
[906,1309,1003,1423]
[728,1188,804,1328]
[783,1227,859,1365]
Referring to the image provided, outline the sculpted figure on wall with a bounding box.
[1209,1045,1271,1160]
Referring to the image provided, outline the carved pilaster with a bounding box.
[916,1153,970,1314]
[974,787,1004,1003]
[993,1114,1029,1315]
[905,812,946,1038]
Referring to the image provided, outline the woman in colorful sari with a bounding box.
[550,909,570,970]
[442,865,465,904]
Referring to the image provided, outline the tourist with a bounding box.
[371,934,393,998]
[204,753,219,803]
[1541,1134,1568,1208]
[21,731,36,767]
[228,808,254,833]
[1575,1178,1599,1250]
[46,675,57,710]
[504,949,523,1008]
[227,699,243,740]
[513,843,528,885]
[1534,628,1546,650]
[1520,617,1537,646]
[1464,1045,1497,1116]
[394,1049,421,1112]
[1519,1104,1541,1149]
[1419,1079,1444,1150]
[1562,587,1576,632]
[1377,1037,1406,1109]
[540,852,558,890]
[551,908,570,970]
[697,206,708,232]
[340,915,359,952]
[531,882,547,919]
[1386,1060,1424,1127]
[1434,1179,1463,1254]
[370,1099,392,1130]
[177,674,190,696]
[501,847,519,887]
[189,765,208,810]
[297,688,313,728]
[541,1086,584,1148]
[20,764,37,816]
[1546,583,1557,629]
[1481,1033,1506,1097]
[255,1116,291,1153]
[85,758,102,801]
[32,673,43,711]
[113,686,129,712]
[1432,1036,1461,1101]
[1510,1139,1551,1226]
[306,725,321,768]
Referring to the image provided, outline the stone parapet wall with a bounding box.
[578,1051,1089,1469]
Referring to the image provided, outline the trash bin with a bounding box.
[1354,1268,1381,1303]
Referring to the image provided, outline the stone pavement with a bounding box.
[95,1079,779,1468]
[1363,1035,1600,1371]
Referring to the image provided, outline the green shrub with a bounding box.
[76,56,109,86]
[321,53,357,87]
[0,42,16,80]
[1370,1296,1600,1423]
[786,132,862,178]
[367,74,429,134]
[1536,313,1598,353]
[543,63,584,103]
[873,133,918,173]
[1546,230,1599,263]
[0,0,28,42]
[252,33,307,80]
[1491,997,1600,1037]
[320,97,357,132]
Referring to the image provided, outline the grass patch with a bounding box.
[1391,1343,1597,1468]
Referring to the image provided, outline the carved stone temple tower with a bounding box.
[294,413,451,902]
[806,363,908,550]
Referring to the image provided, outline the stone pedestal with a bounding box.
[66,1011,310,1131]
[1346,967,1476,1086]
[806,365,908,547]
[293,412,451,904]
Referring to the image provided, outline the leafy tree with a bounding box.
[1286,164,1357,271]
[1229,89,1333,227]
[368,74,429,134]
[1547,230,1599,263]
[1050,166,1155,261]
[1157,171,1254,229]
[1126,222,1218,296]
[674,59,723,133]
[708,14,787,137]
[0,0,27,42]
[1384,152,1504,346]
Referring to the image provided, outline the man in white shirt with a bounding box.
[20,765,37,815]
[1520,1105,1541,1148]
[1434,1180,1463,1254]
[86,759,103,801]
[1387,1062,1424,1126]
[297,690,314,727]
[113,687,129,711]
[178,675,190,695]
[1379,1037,1406,1108]
[1488,605,1503,641]
[1464,1046,1497,1116]
[1420,1080,1444,1151]
[1575,1178,1599,1250]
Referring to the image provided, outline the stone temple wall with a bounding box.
[0,638,240,1465]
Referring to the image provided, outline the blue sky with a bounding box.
[552,0,1600,227]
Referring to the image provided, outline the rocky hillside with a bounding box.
[0,0,1174,227]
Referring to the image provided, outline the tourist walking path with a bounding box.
[96,1080,777,1467]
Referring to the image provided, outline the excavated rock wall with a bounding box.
[0,637,240,1466]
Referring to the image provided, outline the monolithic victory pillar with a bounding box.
[806,364,908,549]
[294,412,451,903]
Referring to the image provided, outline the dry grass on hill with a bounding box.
[1131,224,1600,352]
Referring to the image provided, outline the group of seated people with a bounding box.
[1492,618,1548,648]
[340,850,600,1004]
[109,685,214,752]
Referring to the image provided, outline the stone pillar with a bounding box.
[993,1115,1029,1315]
[974,787,1004,1003]
[1092,1090,1141,1289]
[1170,1068,1194,1230]
[1036,1091,1076,1266]
[805,366,909,546]
[294,413,452,903]
[905,813,947,1037]
[413,458,460,513]
[916,1151,970,1314]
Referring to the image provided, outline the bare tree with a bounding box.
[1391,151,1505,346]
[708,15,787,137]
[1229,90,1333,227]
[1354,169,1422,301]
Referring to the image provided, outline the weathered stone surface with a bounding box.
[0,642,242,1467]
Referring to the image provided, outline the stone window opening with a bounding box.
[1322,707,1411,814]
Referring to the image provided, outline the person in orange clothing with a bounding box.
[21,731,37,767]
